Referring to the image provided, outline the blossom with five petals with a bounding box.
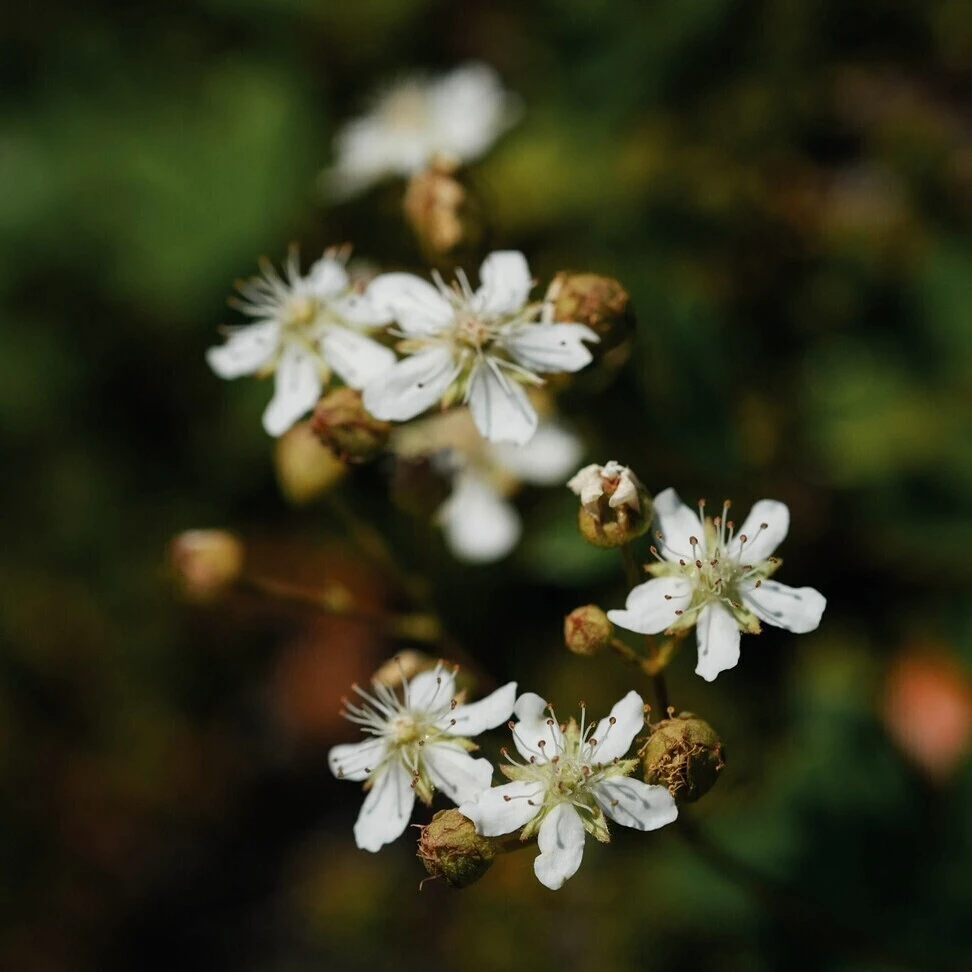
[459,691,677,890]
[325,62,520,199]
[328,663,516,852]
[206,248,395,437]
[607,488,827,681]
[361,251,599,446]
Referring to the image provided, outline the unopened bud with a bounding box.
[417,809,495,889]
[567,461,653,548]
[546,272,633,353]
[311,387,390,464]
[389,456,452,520]
[641,713,725,803]
[170,530,243,602]
[275,419,346,505]
[564,605,613,656]
[404,157,470,255]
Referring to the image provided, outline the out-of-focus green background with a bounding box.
[2,0,971,969]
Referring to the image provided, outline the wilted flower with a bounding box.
[207,248,395,436]
[325,63,521,199]
[329,663,516,852]
[362,251,598,445]
[608,489,827,681]
[567,461,653,548]
[459,691,677,890]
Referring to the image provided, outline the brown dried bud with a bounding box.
[547,272,633,353]
[311,387,390,464]
[568,462,654,549]
[641,713,725,803]
[404,158,469,254]
[275,420,346,505]
[170,530,244,602]
[564,605,613,656]
[417,809,495,889]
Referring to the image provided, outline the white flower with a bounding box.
[567,461,644,518]
[394,410,584,562]
[206,248,396,437]
[459,691,677,890]
[325,62,521,198]
[328,663,516,853]
[607,489,827,682]
[361,251,599,445]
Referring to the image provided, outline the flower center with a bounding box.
[381,85,431,134]
[390,714,422,745]
[283,295,318,333]
[454,313,493,349]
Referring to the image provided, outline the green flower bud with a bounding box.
[564,605,613,656]
[311,387,391,464]
[641,713,725,803]
[417,809,495,889]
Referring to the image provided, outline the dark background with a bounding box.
[1,0,970,969]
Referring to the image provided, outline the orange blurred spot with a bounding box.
[884,648,972,782]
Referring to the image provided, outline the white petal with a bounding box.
[730,499,790,563]
[503,323,598,374]
[206,322,279,379]
[424,744,495,805]
[320,328,396,389]
[594,778,678,832]
[407,664,457,712]
[492,422,584,485]
[262,344,322,437]
[607,576,694,635]
[566,464,605,510]
[742,580,826,634]
[365,273,454,336]
[444,681,517,736]
[328,737,390,783]
[511,692,564,762]
[695,602,741,682]
[459,780,544,837]
[653,487,705,561]
[467,360,538,445]
[438,473,521,563]
[362,346,459,422]
[534,803,586,890]
[473,251,533,317]
[352,759,416,852]
[305,256,349,299]
[588,690,645,764]
[330,290,394,327]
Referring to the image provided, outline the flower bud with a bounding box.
[546,272,633,353]
[311,387,390,464]
[564,605,613,656]
[641,713,725,803]
[404,158,469,255]
[170,529,244,602]
[275,420,347,505]
[567,461,653,548]
[417,809,495,889]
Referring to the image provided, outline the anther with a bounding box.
[449,718,457,725]
[739,534,747,543]
[679,559,686,566]
[664,594,672,600]
[710,559,719,566]
[609,716,617,725]
[500,746,509,756]
[450,699,458,709]
[696,560,703,569]
[675,609,684,616]
[508,721,516,729]
[689,536,698,546]
[538,740,546,748]
[546,718,554,726]
[611,799,619,808]
[760,522,768,530]
[755,580,762,588]
[503,795,511,802]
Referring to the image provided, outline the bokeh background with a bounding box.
[2,0,971,969]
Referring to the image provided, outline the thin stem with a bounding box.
[619,544,672,714]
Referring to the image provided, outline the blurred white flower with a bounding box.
[362,250,598,445]
[567,460,645,518]
[459,691,677,890]
[608,489,827,681]
[329,662,516,853]
[326,62,521,198]
[206,248,395,437]
[394,409,584,563]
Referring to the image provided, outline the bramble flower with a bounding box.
[362,251,599,445]
[459,691,677,890]
[608,489,827,681]
[329,663,516,853]
[393,409,584,562]
[206,248,395,437]
[325,62,521,199]
[568,461,645,518]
